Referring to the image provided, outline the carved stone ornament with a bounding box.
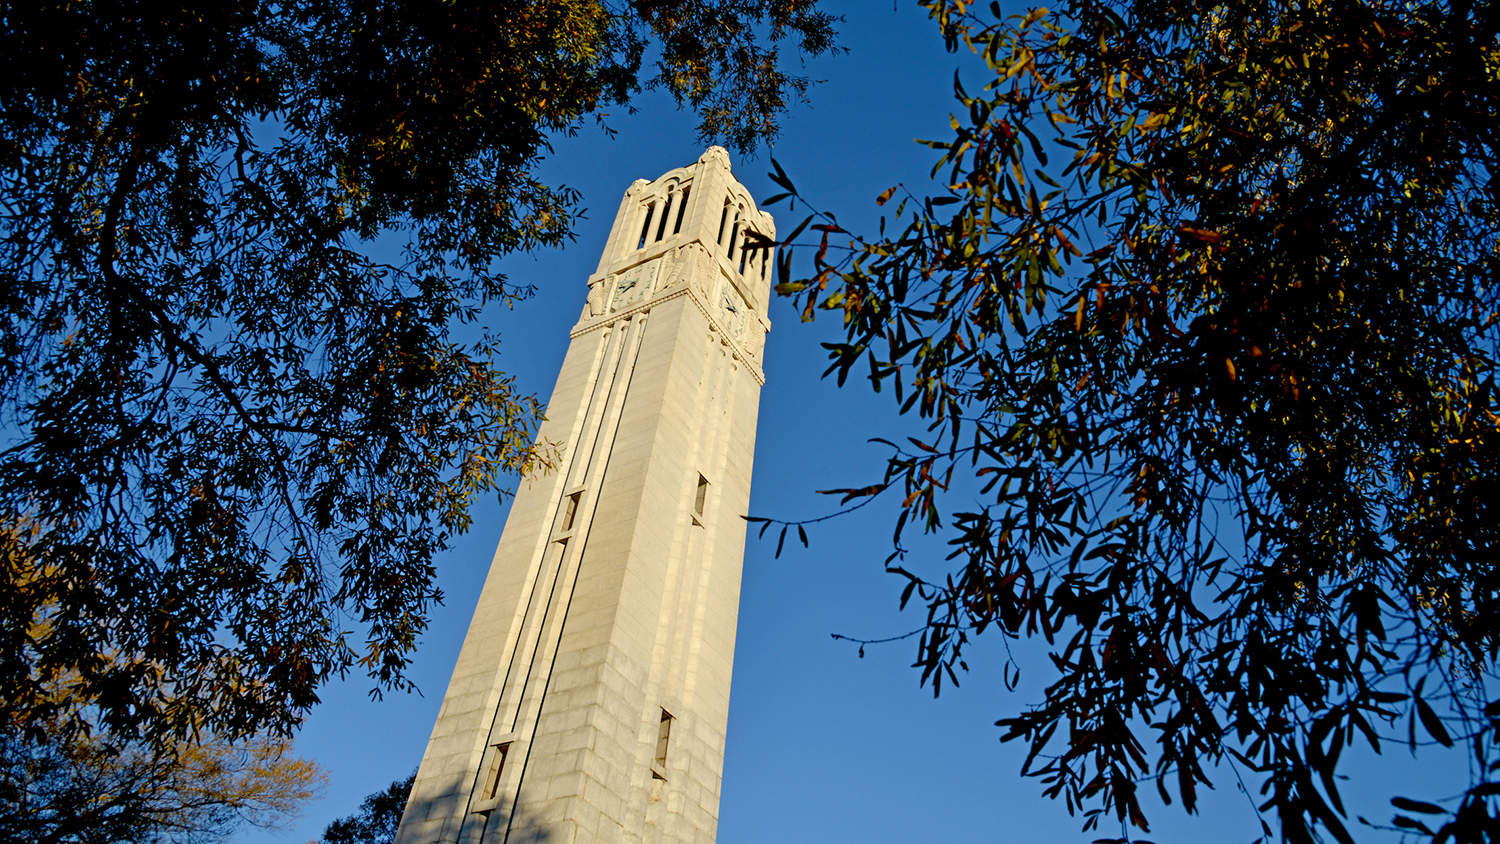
[584,276,608,318]
[745,320,766,362]
[688,247,713,301]
[697,146,731,171]
[658,248,686,291]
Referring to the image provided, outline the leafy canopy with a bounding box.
[0,0,838,746]
[313,771,414,844]
[765,0,1500,840]
[0,730,323,844]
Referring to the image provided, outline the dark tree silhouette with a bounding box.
[0,730,322,844]
[0,0,838,747]
[315,772,415,844]
[764,0,1500,840]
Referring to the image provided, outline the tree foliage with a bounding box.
[0,0,837,747]
[313,771,414,844]
[0,730,323,844]
[767,0,1500,840]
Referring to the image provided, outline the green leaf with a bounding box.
[1390,797,1446,815]
[1415,696,1454,747]
[768,157,796,194]
[783,214,814,246]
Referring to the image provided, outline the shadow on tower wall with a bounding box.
[398,768,562,844]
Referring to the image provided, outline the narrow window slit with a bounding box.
[692,474,708,526]
[638,203,656,249]
[673,187,691,233]
[482,741,512,800]
[739,230,754,274]
[561,491,581,532]
[653,709,673,779]
[656,191,674,242]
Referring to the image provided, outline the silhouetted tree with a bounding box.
[0,1,839,747]
[315,772,415,844]
[764,0,1500,840]
[0,730,323,844]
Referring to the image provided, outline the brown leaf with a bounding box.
[1178,226,1223,244]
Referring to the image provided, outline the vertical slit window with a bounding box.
[717,200,731,245]
[694,475,708,519]
[656,190,674,242]
[653,709,673,779]
[739,230,754,274]
[727,212,741,259]
[561,492,581,532]
[673,187,690,234]
[638,203,655,249]
[482,741,511,800]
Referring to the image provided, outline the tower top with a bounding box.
[577,148,775,380]
[697,145,732,170]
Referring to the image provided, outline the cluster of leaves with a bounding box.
[768,0,1500,840]
[314,771,415,844]
[625,0,843,151]
[0,729,323,844]
[0,0,838,747]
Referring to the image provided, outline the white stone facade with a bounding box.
[396,148,774,844]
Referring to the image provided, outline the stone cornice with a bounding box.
[571,284,767,386]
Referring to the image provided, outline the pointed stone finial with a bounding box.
[698,146,731,171]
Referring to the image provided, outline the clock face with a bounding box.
[611,261,658,312]
[718,288,744,339]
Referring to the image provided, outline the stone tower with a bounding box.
[396,148,774,844]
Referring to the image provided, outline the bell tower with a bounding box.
[396,147,774,844]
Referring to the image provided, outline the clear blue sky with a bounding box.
[241,3,1466,843]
